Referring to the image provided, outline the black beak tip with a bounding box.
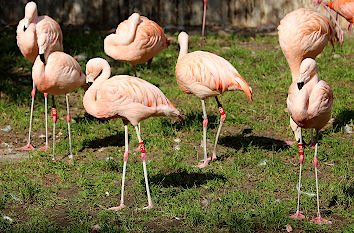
[297,82,304,90]
[86,82,93,89]
[23,25,27,31]
[40,54,46,64]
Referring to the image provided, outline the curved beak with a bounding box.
[23,19,29,31]
[297,82,304,90]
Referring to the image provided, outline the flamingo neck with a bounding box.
[178,40,188,61]
[83,62,111,117]
[112,15,140,46]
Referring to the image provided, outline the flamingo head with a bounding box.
[297,58,318,90]
[178,31,189,46]
[24,1,37,29]
[85,58,110,87]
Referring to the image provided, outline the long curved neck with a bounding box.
[114,15,140,46]
[83,63,111,117]
[178,39,188,61]
[287,56,302,83]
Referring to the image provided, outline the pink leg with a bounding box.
[66,94,73,164]
[52,96,57,162]
[110,124,129,211]
[196,100,211,168]
[135,125,153,209]
[347,23,352,32]
[201,0,207,47]
[311,136,332,225]
[38,93,49,151]
[147,58,153,69]
[212,97,226,161]
[290,128,306,219]
[16,82,36,151]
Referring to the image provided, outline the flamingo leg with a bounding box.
[109,124,129,211]
[16,81,36,151]
[311,132,332,225]
[135,125,153,209]
[290,127,306,219]
[66,94,73,164]
[307,128,316,149]
[147,58,153,69]
[52,96,57,162]
[38,93,49,151]
[212,96,226,161]
[133,64,137,77]
[201,0,207,47]
[196,100,211,168]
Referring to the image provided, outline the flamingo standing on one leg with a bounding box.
[287,58,333,224]
[104,13,170,76]
[175,32,253,168]
[32,51,85,163]
[16,1,63,151]
[278,8,337,146]
[83,58,181,210]
[201,0,208,47]
[313,0,354,44]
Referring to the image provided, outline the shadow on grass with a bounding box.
[219,134,289,152]
[149,170,227,188]
[80,131,125,151]
[333,109,353,132]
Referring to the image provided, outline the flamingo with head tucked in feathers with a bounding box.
[175,32,253,168]
[104,13,170,76]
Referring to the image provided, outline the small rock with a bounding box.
[251,51,256,55]
[286,224,293,232]
[174,145,180,150]
[174,138,181,143]
[105,157,114,161]
[259,159,268,166]
[74,54,87,61]
[105,191,109,196]
[1,125,12,132]
[175,217,181,220]
[333,54,341,59]
[275,198,281,202]
[3,216,13,223]
[91,224,101,232]
[217,30,229,38]
[345,124,353,134]
[201,198,210,207]
[39,134,46,138]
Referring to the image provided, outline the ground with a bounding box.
[0,26,353,232]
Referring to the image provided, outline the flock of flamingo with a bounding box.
[14,0,353,224]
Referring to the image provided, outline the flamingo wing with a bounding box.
[176,51,252,100]
[308,80,333,119]
[137,17,168,50]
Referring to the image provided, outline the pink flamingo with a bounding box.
[32,51,85,163]
[16,1,63,151]
[287,58,333,225]
[104,13,170,76]
[175,32,253,168]
[83,58,181,210]
[278,8,337,146]
[313,0,354,44]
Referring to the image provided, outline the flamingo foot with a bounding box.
[142,204,153,210]
[289,211,305,219]
[311,216,332,225]
[284,141,296,146]
[194,157,212,168]
[68,159,73,165]
[212,152,217,161]
[37,145,49,151]
[306,141,316,149]
[109,204,126,211]
[16,144,35,151]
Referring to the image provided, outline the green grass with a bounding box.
[0,26,353,232]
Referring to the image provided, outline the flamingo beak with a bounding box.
[40,54,45,64]
[297,82,304,90]
[23,19,29,31]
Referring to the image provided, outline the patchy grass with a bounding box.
[0,26,353,232]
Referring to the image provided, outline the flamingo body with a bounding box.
[32,52,85,95]
[328,0,354,24]
[278,8,336,81]
[83,58,180,126]
[104,13,169,66]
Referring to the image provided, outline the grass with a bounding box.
[0,26,353,232]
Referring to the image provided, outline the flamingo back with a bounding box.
[175,51,252,100]
[35,16,63,53]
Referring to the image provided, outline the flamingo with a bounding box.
[278,8,337,146]
[201,0,208,47]
[83,58,181,210]
[313,0,354,44]
[16,1,63,151]
[175,32,253,168]
[104,13,170,76]
[287,58,333,225]
[32,51,86,163]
